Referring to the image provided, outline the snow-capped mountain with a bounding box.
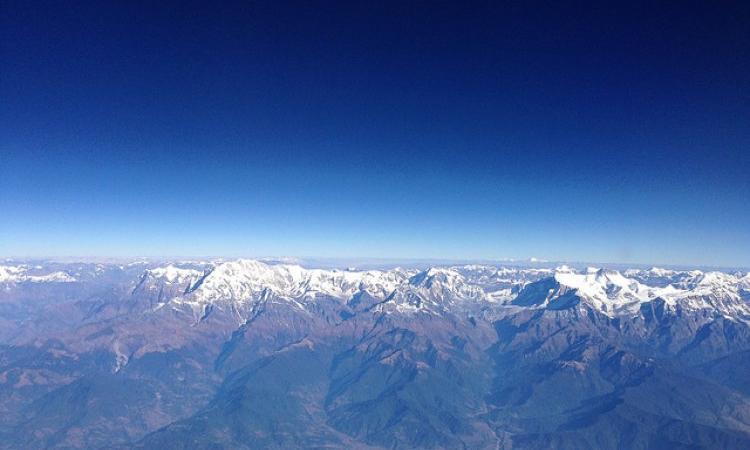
[134,260,552,317]
[3,259,750,449]
[189,259,412,303]
[146,265,204,284]
[0,264,76,283]
[7,258,745,322]
[129,259,750,322]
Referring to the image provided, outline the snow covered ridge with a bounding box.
[187,259,415,303]
[145,265,204,283]
[0,265,76,283]
[4,258,747,318]
[547,267,740,316]
[131,260,750,317]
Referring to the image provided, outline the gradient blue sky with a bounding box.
[1,1,749,266]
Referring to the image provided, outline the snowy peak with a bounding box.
[0,265,76,283]
[186,259,412,305]
[555,267,651,302]
[151,260,490,315]
[521,267,655,315]
[0,265,26,282]
[740,273,750,290]
[128,259,750,320]
[624,267,677,278]
[146,265,204,284]
[679,271,736,291]
[534,266,749,317]
[409,267,464,289]
[647,267,677,277]
[378,267,486,312]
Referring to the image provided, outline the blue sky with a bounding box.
[1,1,749,266]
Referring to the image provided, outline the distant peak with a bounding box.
[0,264,76,283]
[147,265,203,283]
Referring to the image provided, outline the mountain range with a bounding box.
[2,259,750,449]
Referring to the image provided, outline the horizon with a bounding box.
[2,254,748,273]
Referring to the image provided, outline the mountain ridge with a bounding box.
[1,259,750,448]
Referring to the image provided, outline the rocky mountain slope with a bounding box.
[1,259,749,449]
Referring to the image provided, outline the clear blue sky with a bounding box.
[1,1,749,267]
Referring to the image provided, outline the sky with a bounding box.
[1,1,749,267]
